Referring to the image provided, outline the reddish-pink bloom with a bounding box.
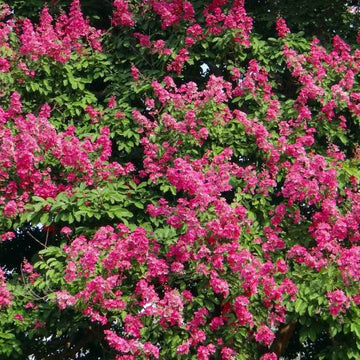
[0,268,12,307]
[112,0,134,27]
[177,342,190,355]
[104,330,131,353]
[327,290,350,316]
[234,296,253,326]
[221,347,237,359]
[108,96,117,108]
[275,17,290,38]
[55,291,76,310]
[124,314,143,338]
[210,272,229,298]
[260,353,278,360]
[254,325,275,346]
[130,65,140,82]
[60,226,72,236]
[143,342,159,358]
[1,232,15,241]
[13,314,24,322]
[3,200,17,218]
[25,302,36,309]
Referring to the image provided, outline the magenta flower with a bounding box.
[275,18,290,38]
[254,325,275,346]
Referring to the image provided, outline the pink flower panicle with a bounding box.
[19,0,101,63]
[112,0,134,27]
[0,268,12,307]
[275,17,290,38]
[254,325,275,346]
[327,290,350,316]
[260,353,278,360]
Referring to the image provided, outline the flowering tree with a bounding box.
[0,1,360,359]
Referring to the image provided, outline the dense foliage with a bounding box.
[0,1,359,359]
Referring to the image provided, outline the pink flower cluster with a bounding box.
[0,268,12,307]
[203,0,253,45]
[151,0,195,29]
[327,290,350,316]
[275,17,290,38]
[19,0,101,63]
[0,93,133,238]
[254,324,275,346]
[112,0,134,27]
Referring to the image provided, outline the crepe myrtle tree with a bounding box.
[0,1,359,359]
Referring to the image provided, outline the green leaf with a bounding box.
[113,207,133,219]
